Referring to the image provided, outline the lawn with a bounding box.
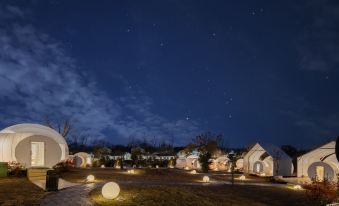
[0,168,312,206]
[90,184,309,206]
[60,168,203,183]
[0,177,46,206]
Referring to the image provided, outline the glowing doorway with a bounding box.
[31,142,44,167]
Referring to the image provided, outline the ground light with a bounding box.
[127,169,135,174]
[293,185,302,190]
[101,165,105,168]
[190,170,197,174]
[156,165,159,168]
[86,175,95,182]
[203,176,209,182]
[102,182,120,199]
[239,175,246,180]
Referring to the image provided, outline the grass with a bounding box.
[0,169,312,206]
[90,184,309,206]
[60,168,203,183]
[0,177,46,206]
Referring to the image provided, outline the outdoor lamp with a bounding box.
[102,182,120,199]
[86,175,95,182]
[203,176,209,182]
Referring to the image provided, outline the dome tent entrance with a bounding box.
[0,123,69,168]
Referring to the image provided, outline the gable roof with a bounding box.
[298,141,335,159]
[246,143,291,160]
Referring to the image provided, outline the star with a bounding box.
[228,114,232,119]
[160,42,164,47]
[186,116,190,121]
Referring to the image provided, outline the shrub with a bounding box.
[199,152,212,173]
[8,161,26,177]
[303,178,339,205]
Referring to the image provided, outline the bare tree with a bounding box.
[43,115,72,138]
[193,132,223,173]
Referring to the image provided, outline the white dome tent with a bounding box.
[243,143,293,176]
[297,141,338,182]
[236,158,244,170]
[0,123,69,168]
[74,152,92,168]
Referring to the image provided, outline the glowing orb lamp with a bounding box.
[190,170,197,174]
[239,175,246,180]
[86,175,95,182]
[156,165,159,168]
[101,165,105,168]
[128,169,135,174]
[293,185,302,190]
[203,176,210,182]
[102,182,120,200]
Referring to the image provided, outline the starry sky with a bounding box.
[0,0,338,148]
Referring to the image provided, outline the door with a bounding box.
[316,166,325,182]
[31,142,45,167]
[256,163,261,173]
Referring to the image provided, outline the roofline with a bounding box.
[298,140,336,159]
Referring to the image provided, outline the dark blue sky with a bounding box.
[0,0,338,148]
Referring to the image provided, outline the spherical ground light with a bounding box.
[127,169,135,174]
[86,175,95,182]
[101,165,105,168]
[293,185,302,190]
[203,176,209,182]
[102,182,120,200]
[190,170,197,174]
[239,175,246,180]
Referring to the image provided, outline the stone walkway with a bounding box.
[32,178,79,191]
[39,182,104,206]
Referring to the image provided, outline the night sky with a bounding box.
[0,0,338,148]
